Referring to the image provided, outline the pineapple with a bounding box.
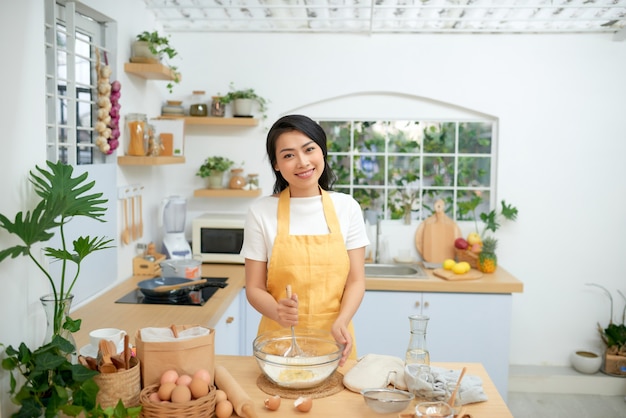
[478,237,498,273]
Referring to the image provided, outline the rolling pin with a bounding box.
[214,365,258,418]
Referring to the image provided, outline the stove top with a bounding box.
[115,277,228,306]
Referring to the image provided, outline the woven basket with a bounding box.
[140,383,217,418]
[93,357,141,408]
[455,249,478,269]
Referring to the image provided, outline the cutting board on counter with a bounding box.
[433,268,483,281]
[415,199,461,263]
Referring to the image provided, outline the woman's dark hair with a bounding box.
[266,114,337,194]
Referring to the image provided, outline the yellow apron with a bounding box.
[257,187,357,359]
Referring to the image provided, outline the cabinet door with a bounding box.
[353,291,423,359]
[244,293,262,356]
[214,290,245,355]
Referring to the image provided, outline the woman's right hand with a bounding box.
[276,292,298,328]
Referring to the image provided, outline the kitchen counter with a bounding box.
[213,355,514,417]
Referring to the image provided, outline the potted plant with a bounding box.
[131,30,180,93]
[196,156,234,189]
[0,160,118,417]
[585,283,626,375]
[219,82,269,119]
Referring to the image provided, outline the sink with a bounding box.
[364,263,428,279]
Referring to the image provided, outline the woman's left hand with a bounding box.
[331,322,352,367]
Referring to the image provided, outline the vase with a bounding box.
[40,294,77,359]
[206,172,225,189]
[232,98,253,117]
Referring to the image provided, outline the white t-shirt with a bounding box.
[241,191,370,262]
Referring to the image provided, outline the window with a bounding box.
[45,0,115,165]
[321,119,496,222]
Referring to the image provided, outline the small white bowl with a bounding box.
[570,349,602,374]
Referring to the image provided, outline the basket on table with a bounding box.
[93,357,141,409]
[139,383,217,418]
[455,248,478,269]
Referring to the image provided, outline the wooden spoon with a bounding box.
[130,195,137,241]
[137,193,144,238]
[448,366,467,407]
[121,198,130,245]
[98,340,117,374]
[123,334,130,369]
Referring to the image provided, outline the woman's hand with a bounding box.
[276,292,299,328]
[331,321,352,367]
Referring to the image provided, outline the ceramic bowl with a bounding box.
[570,349,602,374]
[361,388,414,414]
[415,401,454,418]
[252,328,343,389]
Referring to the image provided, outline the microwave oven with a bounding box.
[192,213,245,264]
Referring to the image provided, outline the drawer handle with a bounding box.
[424,301,429,308]
[226,316,235,324]
[414,301,420,308]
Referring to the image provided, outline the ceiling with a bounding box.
[142,0,626,39]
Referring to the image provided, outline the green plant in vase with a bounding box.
[196,156,235,189]
[219,82,269,119]
[134,30,180,93]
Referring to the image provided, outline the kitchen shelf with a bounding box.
[117,156,185,166]
[124,62,180,81]
[194,188,262,198]
[156,116,259,127]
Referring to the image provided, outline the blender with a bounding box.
[160,195,192,260]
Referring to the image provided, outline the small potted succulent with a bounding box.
[219,82,269,119]
[131,30,180,93]
[196,156,235,189]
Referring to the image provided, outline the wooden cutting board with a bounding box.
[415,199,461,263]
[433,268,483,281]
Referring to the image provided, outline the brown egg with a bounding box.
[160,369,179,385]
[189,377,209,399]
[176,374,193,386]
[170,384,192,403]
[193,368,212,384]
[148,392,161,403]
[157,382,177,401]
[215,399,234,418]
[264,394,281,410]
[294,396,313,412]
[214,389,228,404]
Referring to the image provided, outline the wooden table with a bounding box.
[216,355,513,417]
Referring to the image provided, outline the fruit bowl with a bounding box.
[252,328,343,389]
[455,248,478,269]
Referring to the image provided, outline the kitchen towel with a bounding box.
[343,353,408,392]
[404,364,488,405]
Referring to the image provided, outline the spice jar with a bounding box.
[229,168,246,189]
[211,96,226,117]
[247,173,259,190]
[125,113,147,156]
[189,90,208,116]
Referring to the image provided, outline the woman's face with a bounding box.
[274,130,325,197]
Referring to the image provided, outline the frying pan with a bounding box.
[137,277,227,299]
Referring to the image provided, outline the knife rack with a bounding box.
[133,254,166,277]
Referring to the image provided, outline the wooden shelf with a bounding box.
[194,188,262,198]
[156,116,259,127]
[117,156,185,166]
[124,62,180,81]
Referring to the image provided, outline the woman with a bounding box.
[241,114,369,366]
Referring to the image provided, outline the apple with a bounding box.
[467,232,482,246]
[470,243,482,253]
[454,237,469,250]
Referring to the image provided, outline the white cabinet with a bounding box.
[244,294,263,356]
[353,290,512,399]
[214,289,247,355]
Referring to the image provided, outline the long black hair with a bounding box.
[266,114,337,194]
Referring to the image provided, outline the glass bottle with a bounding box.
[247,173,259,190]
[125,113,147,156]
[405,314,430,366]
[229,168,246,189]
[189,90,208,116]
[211,96,226,117]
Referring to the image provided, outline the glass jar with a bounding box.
[229,168,246,189]
[189,90,208,116]
[247,173,259,190]
[405,314,430,366]
[146,124,162,156]
[125,113,147,156]
[211,96,226,117]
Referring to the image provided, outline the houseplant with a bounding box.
[196,156,234,189]
[219,82,269,119]
[585,283,626,375]
[131,30,180,93]
[0,160,118,416]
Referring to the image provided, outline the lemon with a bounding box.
[458,261,471,273]
[452,263,466,275]
[442,259,456,270]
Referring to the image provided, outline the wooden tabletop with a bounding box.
[216,355,513,417]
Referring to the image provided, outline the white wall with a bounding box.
[0,1,625,414]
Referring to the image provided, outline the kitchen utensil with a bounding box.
[130,194,137,241]
[415,401,454,418]
[253,328,343,389]
[123,334,130,369]
[160,258,202,279]
[283,285,303,357]
[136,277,227,299]
[362,370,414,414]
[447,367,466,407]
[121,198,130,245]
[137,193,144,238]
[160,195,192,259]
[432,268,483,281]
[415,199,461,263]
[98,340,117,374]
[153,278,207,292]
[215,365,258,418]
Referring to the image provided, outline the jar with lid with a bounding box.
[189,90,208,116]
[125,113,147,156]
[229,168,246,189]
[211,96,226,117]
[247,173,259,190]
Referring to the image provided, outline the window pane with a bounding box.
[354,188,384,212]
[422,190,455,217]
[322,121,351,152]
[423,122,455,154]
[355,121,385,153]
[459,122,492,154]
[457,156,491,187]
[388,155,419,186]
[329,155,351,185]
[423,156,455,187]
[388,120,420,153]
[355,155,384,186]
[456,190,491,221]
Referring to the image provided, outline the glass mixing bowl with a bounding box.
[252,328,343,389]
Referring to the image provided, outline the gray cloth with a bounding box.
[404,364,488,405]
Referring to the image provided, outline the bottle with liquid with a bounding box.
[405,314,430,366]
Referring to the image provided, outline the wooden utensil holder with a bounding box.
[133,254,166,277]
